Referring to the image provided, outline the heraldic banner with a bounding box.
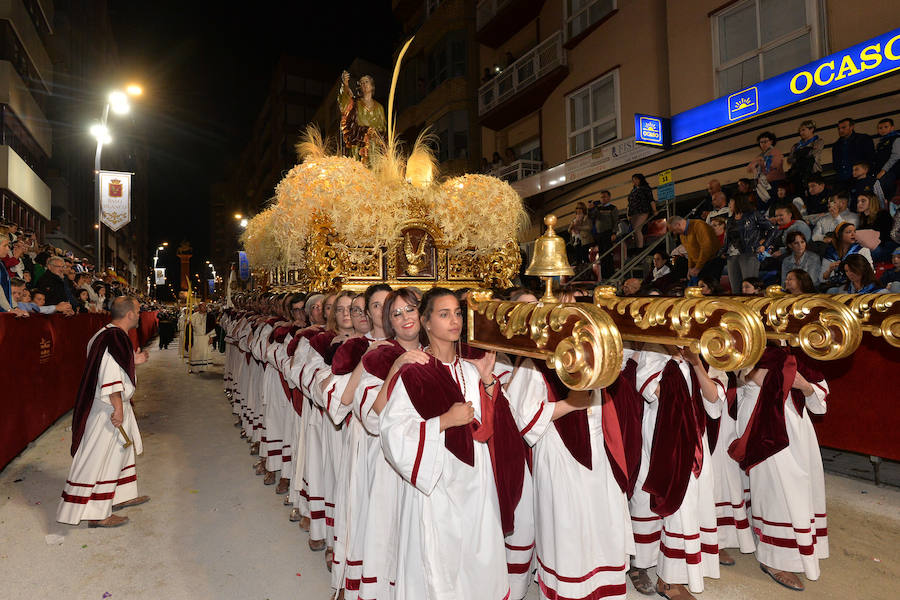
[99,170,132,231]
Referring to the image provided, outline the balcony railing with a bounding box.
[476,0,514,30]
[478,31,566,116]
[488,159,543,183]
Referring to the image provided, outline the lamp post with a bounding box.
[91,84,142,274]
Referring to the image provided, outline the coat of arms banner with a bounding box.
[99,170,132,231]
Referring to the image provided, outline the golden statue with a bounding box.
[339,71,387,164]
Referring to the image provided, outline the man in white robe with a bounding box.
[189,303,215,373]
[57,297,150,528]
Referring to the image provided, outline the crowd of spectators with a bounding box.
[567,115,900,297]
[0,221,150,318]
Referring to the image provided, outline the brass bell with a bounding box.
[526,214,574,303]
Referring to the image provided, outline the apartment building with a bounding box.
[476,0,899,236]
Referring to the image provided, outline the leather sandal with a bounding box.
[760,563,804,591]
[299,516,310,532]
[283,496,292,506]
[325,547,334,572]
[239,430,248,439]
[719,549,736,566]
[289,507,302,522]
[263,471,276,485]
[254,460,266,475]
[275,478,290,495]
[88,514,129,528]
[627,567,655,595]
[249,442,260,456]
[656,578,696,600]
[309,538,326,552]
[111,495,150,512]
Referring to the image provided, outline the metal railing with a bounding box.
[476,0,514,30]
[478,31,566,116]
[488,159,543,183]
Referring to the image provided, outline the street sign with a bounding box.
[657,169,675,202]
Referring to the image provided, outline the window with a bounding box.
[565,0,615,41]
[566,70,619,158]
[713,0,824,96]
[427,31,467,92]
[515,138,542,163]
[433,110,469,162]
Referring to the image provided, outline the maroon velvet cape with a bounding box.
[361,340,405,380]
[286,326,322,357]
[332,337,373,376]
[728,346,826,473]
[642,360,704,518]
[70,326,135,456]
[309,331,339,365]
[532,360,593,470]
[389,355,526,535]
[606,358,644,497]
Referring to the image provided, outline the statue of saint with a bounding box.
[339,71,387,164]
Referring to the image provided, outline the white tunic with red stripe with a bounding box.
[506,356,633,600]
[288,338,314,517]
[633,349,721,594]
[57,325,143,524]
[380,358,511,600]
[736,376,829,579]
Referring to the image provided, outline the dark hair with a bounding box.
[757,131,777,145]
[785,230,808,246]
[288,292,306,306]
[831,191,849,203]
[731,194,755,215]
[364,283,392,312]
[110,296,138,320]
[742,277,764,294]
[774,202,801,219]
[507,287,538,301]
[807,173,826,186]
[652,249,669,261]
[843,254,876,288]
[878,118,894,127]
[787,268,816,293]
[631,173,649,187]
[700,276,723,295]
[32,289,45,299]
[382,287,421,338]
[852,160,871,170]
[837,117,854,126]
[775,181,791,194]
[419,287,457,325]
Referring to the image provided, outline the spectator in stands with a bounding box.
[700,179,723,218]
[848,161,877,211]
[2,239,27,279]
[843,254,884,293]
[880,248,900,292]
[784,268,817,294]
[667,215,722,284]
[748,131,786,184]
[504,147,517,165]
[491,152,502,169]
[821,222,872,292]
[589,190,618,277]
[93,283,109,312]
[627,173,657,250]
[567,202,594,265]
[36,256,75,306]
[698,276,722,295]
[741,277,765,295]
[74,288,91,313]
[480,157,490,173]
[802,174,830,220]
[75,272,100,306]
[811,192,858,243]
[855,192,896,262]
[725,194,775,291]
[786,119,824,191]
[737,177,760,208]
[9,277,72,314]
[621,278,642,296]
[650,250,671,282]
[874,118,900,204]
[764,203,811,264]
[832,117,875,187]
[781,231,821,288]
[705,191,730,223]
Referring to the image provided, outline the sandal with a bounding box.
[760,563,804,591]
[627,567,655,595]
[656,578,696,600]
[719,549,736,566]
[111,495,150,511]
[88,514,129,528]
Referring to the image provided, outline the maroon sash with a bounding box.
[309,331,338,365]
[361,340,405,380]
[532,361,592,470]
[606,358,643,497]
[332,337,372,375]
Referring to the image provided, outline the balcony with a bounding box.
[476,0,546,48]
[478,31,567,131]
[488,159,543,183]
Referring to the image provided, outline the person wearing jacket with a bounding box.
[831,118,874,187]
[724,195,775,290]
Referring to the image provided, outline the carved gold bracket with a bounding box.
[830,292,900,348]
[468,290,623,390]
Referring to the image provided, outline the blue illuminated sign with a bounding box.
[635,114,669,146]
[238,251,250,281]
[670,28,900,144]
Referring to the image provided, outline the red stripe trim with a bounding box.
[701,543,719,555]
[361,576,377,584]
[663,530,700,540]
[345,579,360,591]
[346,559,363,566]
[756,533,815,555]
[716,517,750,529]
[508,561,531,574]
[325,502,335,508]
[715,501,745,508]
[660,543,702,565]
[639,370,662,395]
[359,385,377,412]
[633,531,661,544]
[753,514,816,531]
[65,480,96,488]
[519,404,545,436]
[327,384,335,411]
[536,556,625,583]
[267,450,283,456]
[101,381,123,388]
[410,421,426,487]
[325,518,334,526]
[60,490,116,504]
[505,541,535,551]
[631,515,662,522]
[309,510,326,519]
[117,474,137,485]
[699,527,716,534]
[538,576,626,600]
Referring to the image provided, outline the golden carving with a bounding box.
[830,293,900,348]
[478,240,522,289]
[403,232,428,275]
[468,290,623,390]
[592,286,766,371]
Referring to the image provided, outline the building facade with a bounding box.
[475,0,899,237]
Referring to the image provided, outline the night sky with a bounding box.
[108,3,401,276]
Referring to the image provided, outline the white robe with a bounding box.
[736,376,829,579]
[380,358,510,600]
[57,325,143,524]
[189,311,214,370]
[506,356,633,600]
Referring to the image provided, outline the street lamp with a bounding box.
[92,84,142,274]
[152,242,167,300]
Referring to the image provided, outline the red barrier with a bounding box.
[812,339,900,461]
[133,311,159,348]
[0,313,110,470]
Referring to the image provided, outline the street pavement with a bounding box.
[0,340,897,599]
